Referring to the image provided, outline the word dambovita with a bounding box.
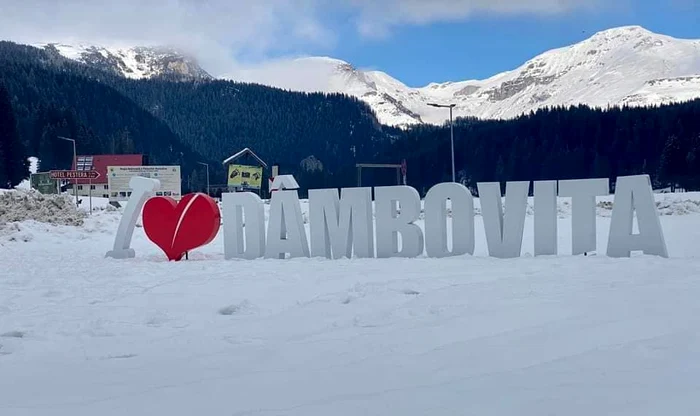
[106,175,667,261]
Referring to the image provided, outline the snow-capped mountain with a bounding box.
[34,42,212,80]
[31,26,700,127]
[228,56,427,126]
[227,26,700,127]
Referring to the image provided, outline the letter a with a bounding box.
[606,175,668,258]
[265,189,310,259]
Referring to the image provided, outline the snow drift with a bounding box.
[0,189,86,227]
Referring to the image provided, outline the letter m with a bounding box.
[308,187,374,259]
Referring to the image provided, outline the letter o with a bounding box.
[424,182,475,258]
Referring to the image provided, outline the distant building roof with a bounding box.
[71,154,143,184]
[222,147,268,168]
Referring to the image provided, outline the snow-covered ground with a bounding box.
[2,190,700,415]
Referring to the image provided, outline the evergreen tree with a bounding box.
[0,83,29,188]
[658,134,687,190]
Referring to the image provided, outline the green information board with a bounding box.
[30,172,59,194]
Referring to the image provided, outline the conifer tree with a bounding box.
[0,83,29,188]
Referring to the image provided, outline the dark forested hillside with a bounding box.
[0,42,208,183]
[390,101,700,195]
[0,82,29,187]
[0,41,392,192]
[2,40,700,197]
[104,79,393,190]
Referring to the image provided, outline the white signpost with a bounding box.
[107,165,181,202]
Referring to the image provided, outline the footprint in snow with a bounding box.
[1,331,25,338]
[218,300,252,316]
[101,353,138,360]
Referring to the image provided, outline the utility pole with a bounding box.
[58,136,78,207]
[197,162,210,196]
[427,103,456,182]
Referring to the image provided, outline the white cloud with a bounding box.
[0,0,336,75]
[225,56,349,92]
[346,0,604,38]
[0,0,603,75]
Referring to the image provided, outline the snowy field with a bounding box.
[2,189,700,415]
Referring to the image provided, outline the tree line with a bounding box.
[390,101,700,195]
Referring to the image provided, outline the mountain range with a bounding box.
[3,33,700,195]
[30,26,700,127]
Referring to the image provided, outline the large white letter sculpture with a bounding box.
[308,187,374,259]
[222,192,266,260]
[265,190,310,259]
[424,182,475,258]
[607,175,668,258]
[477,181,529,258]
[558,178,609,255]
[105,176,160,259]
[375,185,424,258]
[534,180,558,256]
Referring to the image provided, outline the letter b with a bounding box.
[374,186,424,258]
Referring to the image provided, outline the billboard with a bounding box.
[228,164,263,189]
[108,165,181,201]
[30,172,59,194]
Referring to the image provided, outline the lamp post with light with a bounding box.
[58,135,78,207]
[197,161,210,197]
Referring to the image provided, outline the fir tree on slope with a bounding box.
[0,83,29,188]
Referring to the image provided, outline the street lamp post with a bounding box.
[427,103,456,182]
[58,136,78,207]
[197,162,210,196]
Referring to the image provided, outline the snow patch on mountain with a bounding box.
[622,75,700,107]
[34,42,211,80]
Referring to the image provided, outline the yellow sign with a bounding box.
[228,164,263,188]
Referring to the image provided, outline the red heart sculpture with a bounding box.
[142,193,221,261]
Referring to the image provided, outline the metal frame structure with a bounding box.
[427,102,456,182]
[356,163,404,187]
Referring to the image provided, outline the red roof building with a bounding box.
[70,154,144,185]
[69,154,144,198]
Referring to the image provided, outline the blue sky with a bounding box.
[278,0,700,86]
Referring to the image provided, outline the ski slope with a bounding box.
[2,191,700,415]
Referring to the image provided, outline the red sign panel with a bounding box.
[49,170,101,180]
